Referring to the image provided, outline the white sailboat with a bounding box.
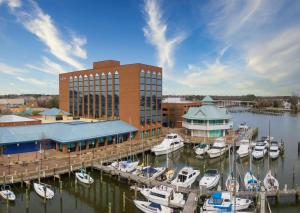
[0,185,16,201]
[244,171,259,191]
[140,185,185,208]
[199,169,220,190]
[225,147,239,191]
[151,133,184,156]
[263,170,279,192]
[171,167,200,188]
[75,168,94,184]
[134,200,173,213]
[207,138,226,158]
[132,166,166,179]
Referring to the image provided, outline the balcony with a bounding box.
[182,122,231,131]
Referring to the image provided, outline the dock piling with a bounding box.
[122,192,126,211]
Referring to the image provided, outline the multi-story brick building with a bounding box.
[59,60,162,138]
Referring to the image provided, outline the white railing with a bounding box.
[182,122,231,130]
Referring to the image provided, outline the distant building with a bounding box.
[39,108,70,121]
[0,115,41,127]
[59,60,163,139]
[0,98,24,107]
[162,97,201,128]
[182,96,232,137]
[282,100,291,110]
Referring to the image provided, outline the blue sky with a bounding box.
[0,0,300,96]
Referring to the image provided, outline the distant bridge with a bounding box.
[215,100,256,107]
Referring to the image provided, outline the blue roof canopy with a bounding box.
[39,108,70,116]
[0,120,137,145]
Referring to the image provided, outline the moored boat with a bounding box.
[75,168,94,184]
[134,200,173,213]
[263,170,279,192]
[207,138,226,158]
[269,141,280,159]
[151,133,184,156]
[199,169,220,190]
[237,139,250,158]
[119,160,139,173]
[0,185,16,201]
[194,143,209,155]
[252,142,267,160]
[244,171,259,191]
[171,167,200,188]
[225,172,240,192]
[133,166,166,179]
[33,182,54,199]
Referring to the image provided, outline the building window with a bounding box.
[95,74,100,118]
[157,72,162,122]
[89,74,94,117]
[78,75,83,116]
[140,70,145,125]
[107,72,112,117]
[69,77,73,114]
[83,75,89,116]
[74,76,78,116]
[101,73,106,117]
[146,71,151,124]
[114,71,119,117]
[151,72,156,123]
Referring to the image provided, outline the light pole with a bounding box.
[68,149,71,176]
[92,141,95,159]
[8,155,11,175]
[17,143,20,162]
[35,141,38,159]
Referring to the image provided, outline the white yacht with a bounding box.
[199,169,220,190]
[171,167,200,188]
[225,173,240,192]
[239,122,249,131]
[134,200,173,213]
[194,143,209,155]
[263,170,279,192]
[203,192,252,212]
[237,139,250,158]
[244,171,259,191]
[269,141,280,159]
[119,160,139,173]
[75,168,94,184]
[34,182,54,199]
[151,133,184,156]
[140,185,185,208]
[207,138,226,158]
[133,166,166,179]
[0,185,16,201]
[252,142,267,160]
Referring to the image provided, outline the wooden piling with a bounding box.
[122,192,126,212]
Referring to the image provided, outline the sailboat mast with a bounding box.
[38,141,41,183]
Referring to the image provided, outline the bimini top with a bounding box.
[183,96,230,120]
[0,120,137,145]
[39,108,70,116]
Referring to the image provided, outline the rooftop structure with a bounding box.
[39,108,70,116]
[183,96,232,137]
[0,115,41,127]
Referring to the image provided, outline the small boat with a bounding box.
[263,170,279,192]
[262,136,274,142]
[134,200,173,213]
[194,143,209,155]
[171,167,200,188]
[151,133,184,156]
[140,185,185,208]
[75,168,94,184]
[225,172,240,192]
[203,191,252,211]
[0,185,16,201]
[244,171,259,191]
[207,138,226,158]
[133,166,166,179]
[160,169,176,182]
[199,169,220,190]
[33,182,54,199]
[252,142,267,160]
[119,160,139,173]
[237,139,250,158]
[269,141,280,159]
[239,122,249,131]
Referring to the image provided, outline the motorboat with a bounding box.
[151,133,184,156]
[237,139,250,158]
[140,185,185,208]
[269,141,280,159]
[133,166,166,179]
[207,138,226,158]
[239,122,249,131]
[244,171,259,191]
[262,136,274,142]
[171,167,200,188]
[199,169,220,190]
[0,185,16,201]
[194,143,209,155]
[252,142,267,160]
[133,200,173,213]
[160,169,176,182]
[119,160,139,173]
[203,191,252,211]
[33,182,54,199]
[225,172,240,192]
[263,170,279,192]
[75,168,94,184]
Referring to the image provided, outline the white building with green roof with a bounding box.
[182,96,232,137]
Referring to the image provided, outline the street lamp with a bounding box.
[92,141,95,159]
[17,143,20,162]
[8,155,11,175]
[35,141,38,159]
[68,149,71,175]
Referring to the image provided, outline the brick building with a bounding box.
[162,97,201,128]
[59,60,162,138]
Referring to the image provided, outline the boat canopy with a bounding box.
[149,202,162,210]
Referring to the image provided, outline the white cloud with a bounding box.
[143,0,185,75]
[26,57,66,75]
[12,0,87,69]
[0,0,21,9]
[0,62,24,75]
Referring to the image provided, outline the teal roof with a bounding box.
[39,108,70,116]
[183,105,231,120]
[202,96,214,103]
[0,120,137,145]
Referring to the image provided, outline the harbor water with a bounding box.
[1,111,300,212]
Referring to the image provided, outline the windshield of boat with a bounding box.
[269,149,278,152]
[205,169,218,176]
[178,174,187,182]
[254,147,263,151]
[211,146,224,149]
[150,191,166,199]
[167,135,177,139]
[197,144,207,148]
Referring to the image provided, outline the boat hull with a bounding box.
[34,183,54,199]
[152,143,184,156]
[75,172,94,184]
[0,190,16,201]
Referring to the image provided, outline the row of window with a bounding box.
[184,119,229,125]
[139,128,161,139]
[69,72,119,118]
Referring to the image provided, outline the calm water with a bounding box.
[1,111,300,213]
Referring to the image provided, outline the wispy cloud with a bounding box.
[143,0,185,75]
[11,0,87,69]
[0,0,22,10]
[26,57,66,75]
[0,62,24,76]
